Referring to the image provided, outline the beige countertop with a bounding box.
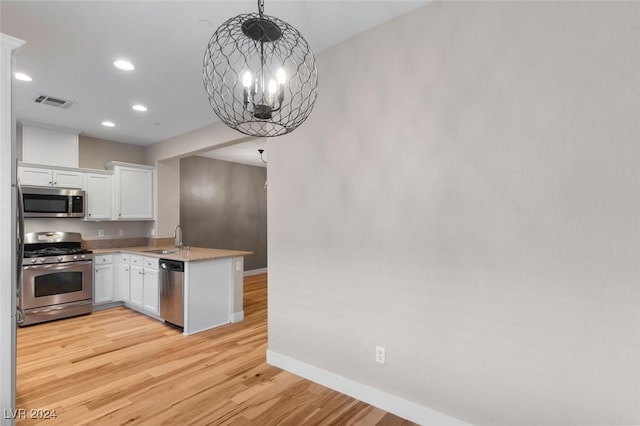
[91,246,253,262]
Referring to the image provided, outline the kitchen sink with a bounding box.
[141,249,177,254]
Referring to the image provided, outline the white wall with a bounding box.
[268,2,640,425]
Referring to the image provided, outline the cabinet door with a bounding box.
[120,263,131,303]
[130,265,144,309]
[116,167,153,220]
[18,167,52,187]
[94,264,114,304]
[143,268,159,315]
[85,173,113,220]
[52,170,83,188]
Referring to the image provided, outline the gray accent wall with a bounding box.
[180,156,266,271]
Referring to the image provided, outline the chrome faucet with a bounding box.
[173,224,183,248]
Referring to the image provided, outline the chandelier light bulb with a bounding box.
[268,79,277,94]
[276,68,286,85]
[242,71,253,88]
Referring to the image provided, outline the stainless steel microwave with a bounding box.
[21,186,85,218]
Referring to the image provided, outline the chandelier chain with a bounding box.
[258,0,264,18]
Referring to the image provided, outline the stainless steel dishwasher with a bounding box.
[159,259,184,327]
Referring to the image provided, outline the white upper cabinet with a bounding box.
[19,165,83,188]
[52,169,84,188]
[84,172,113,220]
[106,161,154,220]
[18,166,50,187]
[21,122,79,168]
[17,161,154,222]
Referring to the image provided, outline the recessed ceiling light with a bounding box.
[101,121,116,127]
[132,104,148,112]
[113,59,135,71]
[14,72,33,82]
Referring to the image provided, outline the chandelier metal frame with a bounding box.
[203,0,318,137]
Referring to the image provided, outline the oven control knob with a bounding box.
[80,254,86,259]
[38,258,45,264]
[73,255,79,260]
[58,257,64,262]
[30,258,37,264]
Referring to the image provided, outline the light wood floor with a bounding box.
[17,273,415,425]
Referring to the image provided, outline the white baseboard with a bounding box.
[266,350,471,426]
[229,311,244,322]
[92,301,124,311]
[244,267,267,276]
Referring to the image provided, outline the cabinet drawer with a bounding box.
[94,254,113,264]
[130,255,143,266]
[121,254,130,264]
[144,257,158,269]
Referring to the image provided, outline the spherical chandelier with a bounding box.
[203,0,318,137]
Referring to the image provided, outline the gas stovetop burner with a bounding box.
[23,247,92,258]
[22,231,93,265]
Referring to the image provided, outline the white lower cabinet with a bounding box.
[130,264,144,309]
[120,254,131,303]
[93,255,114,305]
[128,255,159,316]
[143,267,159,315]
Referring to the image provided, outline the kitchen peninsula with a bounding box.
[91,245,252,335]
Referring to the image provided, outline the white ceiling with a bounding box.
[1,0,426,167]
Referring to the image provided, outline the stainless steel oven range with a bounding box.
[20,231,93,326]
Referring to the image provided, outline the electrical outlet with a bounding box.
[98,229,104,237]
[375,346,386,364]
[236,261,242,271]
[118,229,124,236]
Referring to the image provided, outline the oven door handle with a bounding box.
[24,260,93,270]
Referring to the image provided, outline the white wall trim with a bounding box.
[1,32,25,426]
[266,350,471,426]
[230,311,244,323]
[244,267,267,276]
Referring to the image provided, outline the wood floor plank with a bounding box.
[16,273,416,426]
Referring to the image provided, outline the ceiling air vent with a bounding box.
[33,94,74,109]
